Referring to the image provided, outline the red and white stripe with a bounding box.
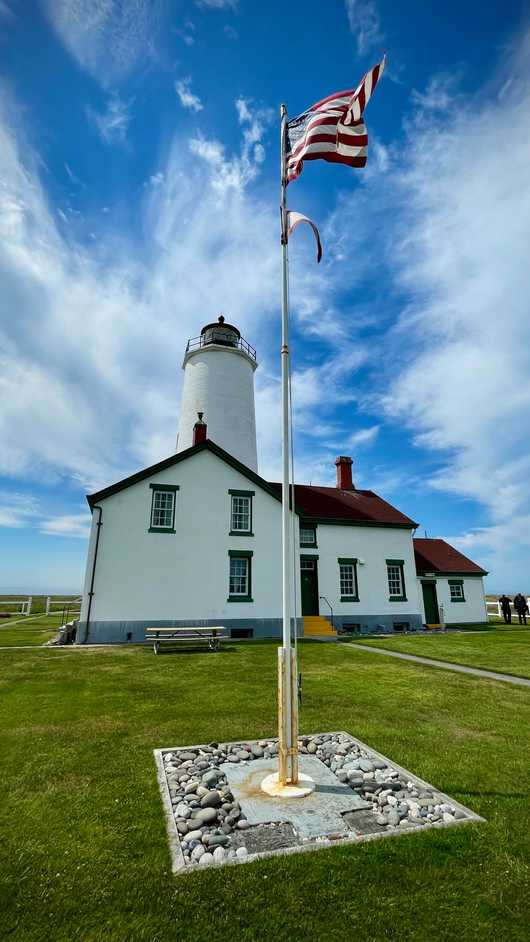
[285,55,386,183]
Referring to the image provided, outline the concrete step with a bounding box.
[303,615,337,637]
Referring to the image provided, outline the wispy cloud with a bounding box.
[345,0,384,55]
[87,92,133,145]
[195,0,238,9]
[0,492,40,529]
[369,31,530,581]
[345,425,379,448]
[41,0,165,87]
[223,25,238,39]
[64,161,85,187]
[189,97,272,194]
[39,512,91,538]
[174,19,196,46]
[175,77,203,113]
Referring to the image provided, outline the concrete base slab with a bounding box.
[223,756,368,839]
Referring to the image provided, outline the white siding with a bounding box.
[418,576,487,624]
[300,522,421,619]
[85,448,284,623]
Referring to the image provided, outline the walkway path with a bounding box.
[344,642,530,688]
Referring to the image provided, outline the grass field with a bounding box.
[353,628,530,679]
[0,641,529,941]
[0,614,67,647]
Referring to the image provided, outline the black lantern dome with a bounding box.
[200,315,241,348]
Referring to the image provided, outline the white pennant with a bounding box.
[286,210,323,263]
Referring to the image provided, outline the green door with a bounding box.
[422,581,439,624]
[300,559,319,615]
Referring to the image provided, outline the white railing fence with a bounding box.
[45,597,82,616]
[0,597,33,616]
[486,598,530,618]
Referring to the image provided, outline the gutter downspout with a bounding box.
[84,505,103,644]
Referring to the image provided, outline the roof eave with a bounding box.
[416,569,488,577]
[86,440,284,509]
[300,515,418,529]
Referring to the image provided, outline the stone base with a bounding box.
[154,731,484,874]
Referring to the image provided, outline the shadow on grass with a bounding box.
[142,645,240,656]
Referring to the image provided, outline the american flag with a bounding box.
[285,55,386,184]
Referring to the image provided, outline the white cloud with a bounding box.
[372,32,530,584]
[223,25,238,40]
[87,92,133,145]
[411,73,463,113]
[189,97,273,195]
[41,0,165,87]
[175,77,203,113]
[0,492,40,528]
[345,0,383,55]
[40,512,91,538]
[0,81,372,523]
[345,425,379,448]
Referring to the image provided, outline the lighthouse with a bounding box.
[177,315,259,472]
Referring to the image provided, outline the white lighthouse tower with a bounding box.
[177,315,259,472]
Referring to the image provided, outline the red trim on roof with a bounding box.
[414,538,487,576]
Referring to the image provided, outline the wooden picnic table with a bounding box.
[145,626,227,654]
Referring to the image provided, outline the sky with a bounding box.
[1,0,530,593]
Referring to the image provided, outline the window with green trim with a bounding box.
[149,484,178,532]
[227,550,253,602]
[300,525,317,547]
[338,558,359,600]
[449,580,465,602]
[386,559,407,600]
[229,489,254,534]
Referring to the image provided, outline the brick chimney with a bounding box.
[193,412,207,445]
[335,455,354,490]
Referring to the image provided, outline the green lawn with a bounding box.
[353,628,530,679]
[0,614,66,647]
[0,642,529,941]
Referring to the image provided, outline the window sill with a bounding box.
[148,527,176,533]
[341,596,359,602]
[389,596,407,602]
[229,531,254,537]
[300,544,318,550]
[227,597,254,603]
[450,599,466,603]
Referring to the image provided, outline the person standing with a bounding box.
[499,594,512,624]
[513,593,528,626]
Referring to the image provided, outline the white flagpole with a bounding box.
[278,103,299,786]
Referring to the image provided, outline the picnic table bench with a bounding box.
[145,626,227,654]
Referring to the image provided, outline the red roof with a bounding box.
[414,538,487,576]
[268,483,418,528]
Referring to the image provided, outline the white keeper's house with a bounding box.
[78,316,488,644]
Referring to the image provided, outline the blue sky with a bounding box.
[1,0,529,593]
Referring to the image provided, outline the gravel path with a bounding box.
[344,642,530,687]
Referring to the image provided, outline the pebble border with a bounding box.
[154,731,484,875]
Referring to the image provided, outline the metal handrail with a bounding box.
[319,596,334,628]
[186,333,256,360]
